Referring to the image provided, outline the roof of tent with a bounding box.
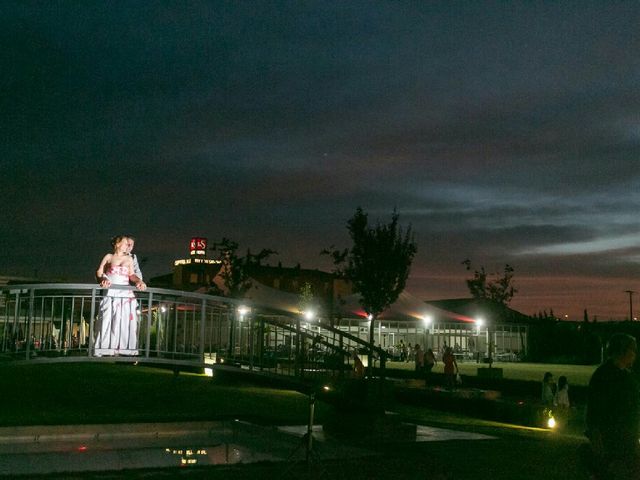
[237,278,475,323]
[339,290,475,323]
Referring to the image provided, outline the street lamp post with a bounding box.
[237,306,251,367]
[625,290,635,321]
[475,318,485,364]
[423,315,432,350]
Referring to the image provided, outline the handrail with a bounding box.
[4,283,246,305]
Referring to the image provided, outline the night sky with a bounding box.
[2,2,639,320]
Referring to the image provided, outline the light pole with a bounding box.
[625,290,635,321]
[303,309,315,363]
[476,318,485,364]
[423,315,432,350]
[237,306,250,366]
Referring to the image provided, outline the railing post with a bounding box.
[228,312,235,358]
[249,312,254,371]
[89,287,97,357]
[145,292,153,359]
[258,316,265,371]
[0,291,7,352]
[295,317,301,377]
[11,290,20,353]
[25,288,34,360]
[199,299,206,356]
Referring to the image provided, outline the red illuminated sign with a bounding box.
[190,237,207,256]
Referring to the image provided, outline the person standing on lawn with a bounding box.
[424,348,437,386]
[414,344,424,373]
[541,371,555,407]
[585,333,639,479]
[442,346,458,389]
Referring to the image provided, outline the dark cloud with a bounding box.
[2,1,639,319]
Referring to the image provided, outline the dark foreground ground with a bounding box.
[0,362,591,479]
[4,410,589,480]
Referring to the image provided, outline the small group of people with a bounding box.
[94,235,146,357]
[541,371,571,411]
[413,344,437,372]
[413,344,459,388]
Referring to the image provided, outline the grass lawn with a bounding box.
[387,360,597,386]
[0,363,330,427]
[0,360,597,427]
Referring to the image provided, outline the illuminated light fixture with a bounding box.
[423,315,433,327]
[547,416,556,429]
[204,354,216,376]
[303,310,315,321]
[367,314,373,321]
[237,305,250,316]
[475,318,484,328]
[322,385,331,392]
[160,306,167,313]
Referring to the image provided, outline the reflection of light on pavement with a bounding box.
[162,444,279,467]
[412,425,496,442]
[278,425,324,437]
[165,448,208,466]
[280,423,495,443]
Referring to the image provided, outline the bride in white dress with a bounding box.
[94,236,146,356]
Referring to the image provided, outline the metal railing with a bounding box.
[0,284,385,382]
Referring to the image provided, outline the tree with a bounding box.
[297,281,319,319]
[325,207,417,374]
[462,260,517,305]
[462,260,517,366]
[210,238,276,298]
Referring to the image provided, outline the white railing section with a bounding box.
[0,284,382,380]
